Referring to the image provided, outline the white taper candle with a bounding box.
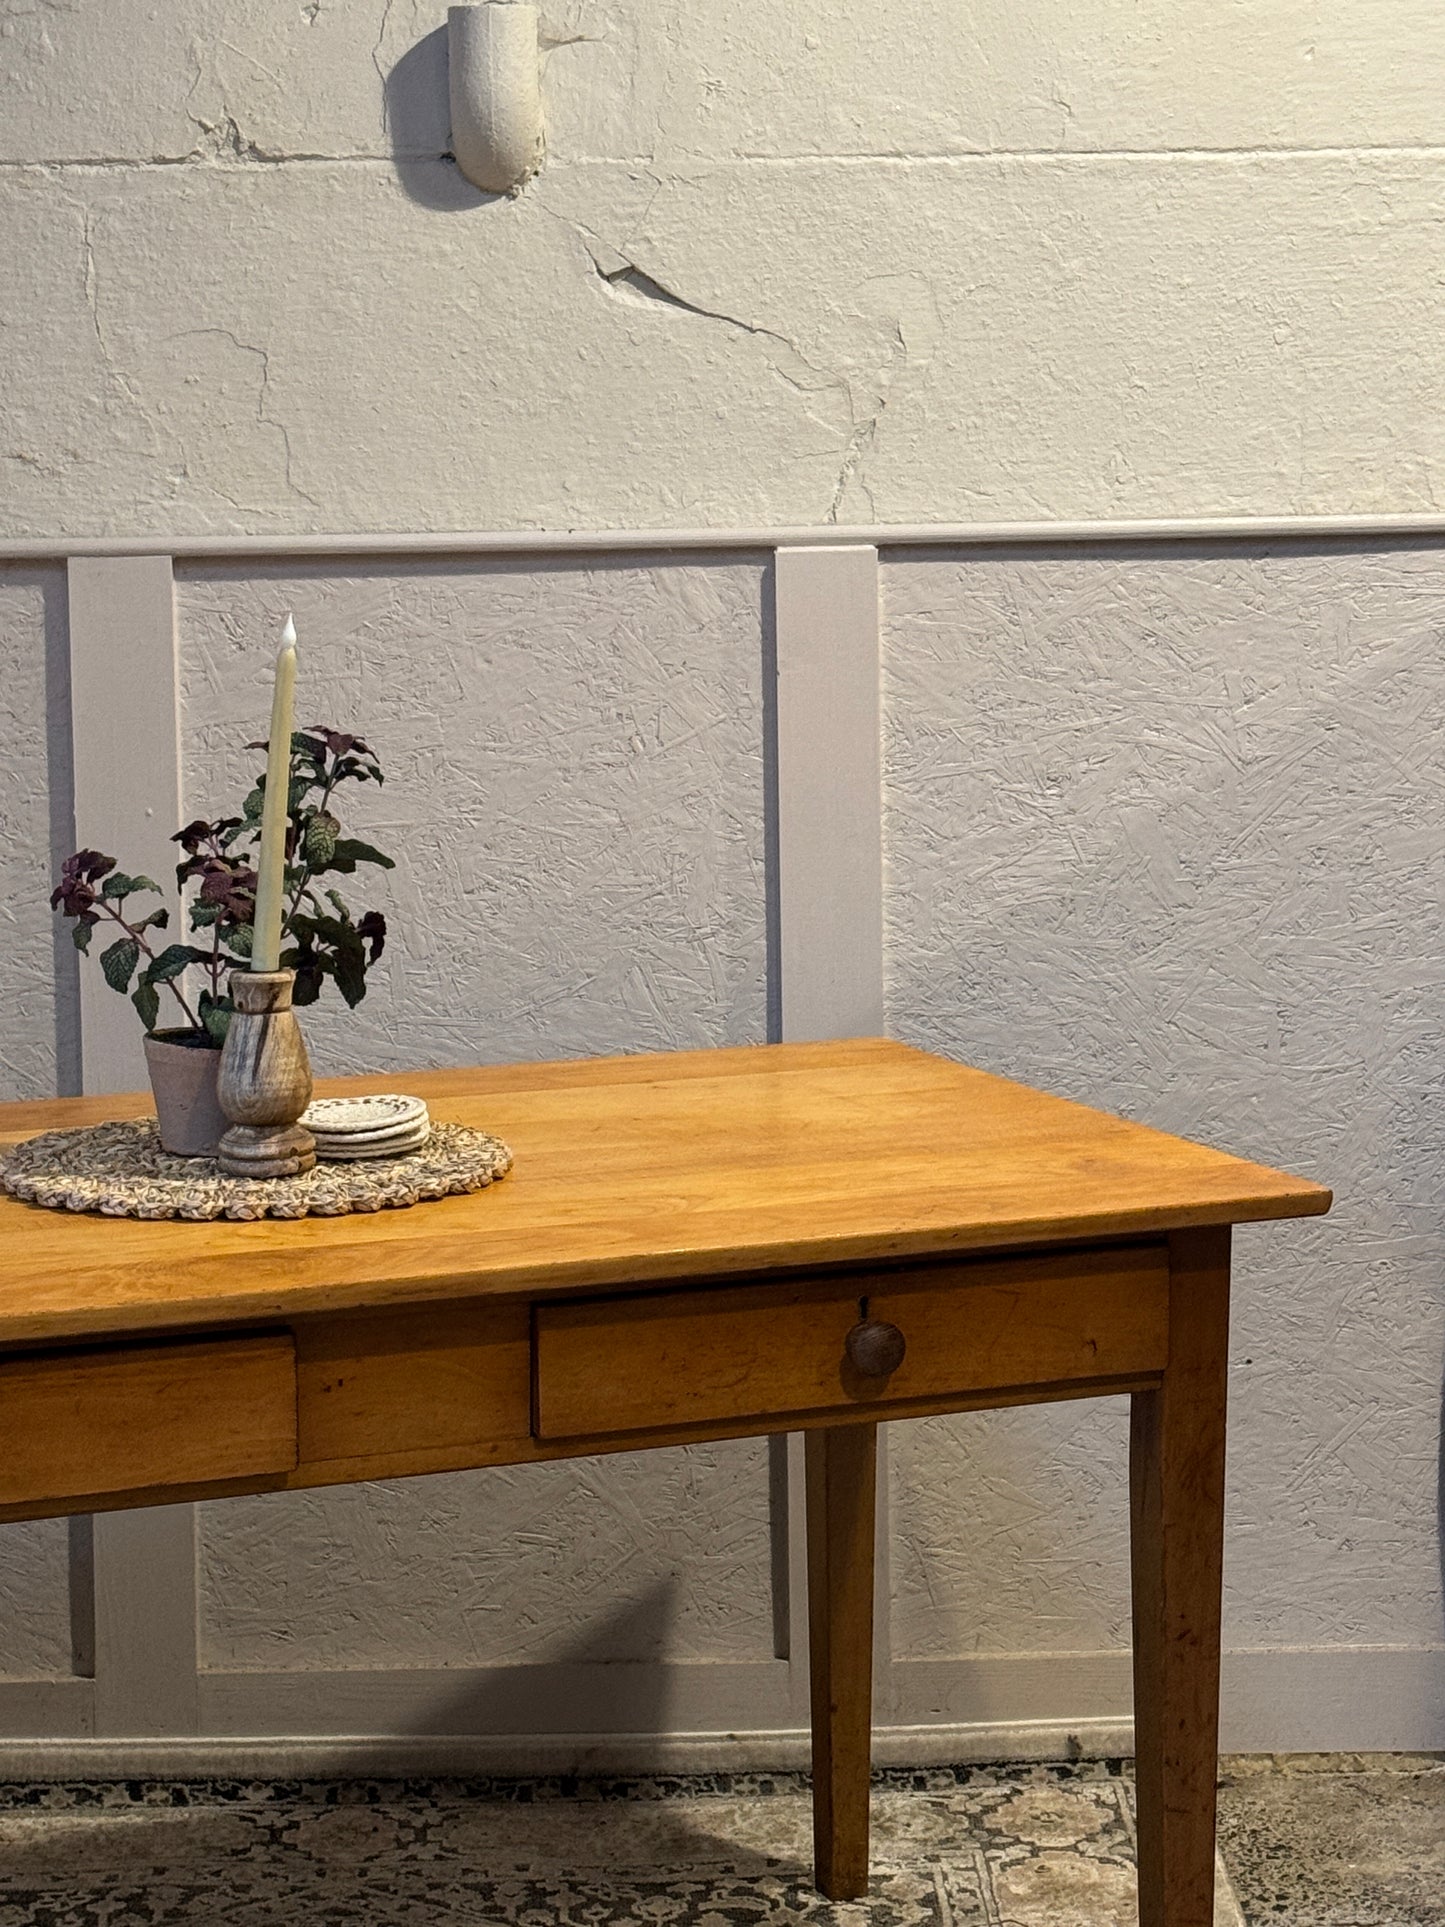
[250,614,298,974]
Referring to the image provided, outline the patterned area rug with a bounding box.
[0,1766,1244,1927]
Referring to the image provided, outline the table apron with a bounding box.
[0,1241,1170,1523]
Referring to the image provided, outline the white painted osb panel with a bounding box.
[199,1443,774,1670]
[182,556,772,1669]
[7,1,1445,163]
[0,1519,72,1681]
[890,1404,1132,1659]
[0,565,60,1101]
[6,154,1445,537]
[0,578,71,1683]
[175,557,767,1071]
[883,543,1445,1654]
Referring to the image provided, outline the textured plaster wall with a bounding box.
[883,542,1445,1658]
[175,557,774,1669]
[5,2,1445,535]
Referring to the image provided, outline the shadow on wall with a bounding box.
[395,1578,736,1761]
[383,26,501,214]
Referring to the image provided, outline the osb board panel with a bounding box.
[0,1519,73,1682]
[882,542,1444,1655]
[175,557,768,1075]
[0,565,65,1104]
[197,1440,776,1671]
[0,568,71,1686]
[183,555,773,1672]
[889,1401,1133,1659]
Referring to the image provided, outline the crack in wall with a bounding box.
[828,320,909,524]
[536,201,863,511]
[584,242,856,412]
[373,0,401,141]
[79,210,141,408]
[185,105,331,165]
[1,153,402,171]
[828,281,943,522]
[543,202,943,526]
[171,326,319,510]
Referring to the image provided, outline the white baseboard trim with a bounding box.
[1220,1644,1445,1753]
[0,1679,94,1741]
[0,1717,1132,1781]
[2,1644,1438,1776]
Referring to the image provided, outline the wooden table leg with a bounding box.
[1130,1225,1232,1927]
[805,1421,878,1900]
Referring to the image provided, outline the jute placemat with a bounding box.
[1,1119,512,1221]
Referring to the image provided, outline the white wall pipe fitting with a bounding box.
[448,3,542,194]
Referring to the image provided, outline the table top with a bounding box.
[0,1038,1330,1347]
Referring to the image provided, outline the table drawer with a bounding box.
[0,1334,298,1507]
[533,1245,1169,1441]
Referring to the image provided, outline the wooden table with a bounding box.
[0,1038,1329,1923]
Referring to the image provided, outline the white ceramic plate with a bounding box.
[317,1124,432,1162]
[301,1095,429,1138]
[310,1118,432,1148]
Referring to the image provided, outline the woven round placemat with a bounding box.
[1,1119,512,1222]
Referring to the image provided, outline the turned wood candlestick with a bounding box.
[216,969,317,1178]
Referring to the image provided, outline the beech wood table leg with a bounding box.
[1130,1226,1232,1927]
[805,1421,878,1900]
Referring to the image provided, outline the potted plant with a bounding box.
[51,727,393,1156]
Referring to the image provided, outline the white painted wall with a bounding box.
[1,537,1440,1760]
[0,566,67,1100]
[176,558,770,1072]
[5,2,1445,536]
[0,0,1441,1760]
[175,556,774,1676]
[882,543,1445,1681]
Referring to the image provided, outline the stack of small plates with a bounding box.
[300,1095,431,1162]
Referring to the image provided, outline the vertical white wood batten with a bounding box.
[773,546,884,1041]
[772,544,888,1695]
[92,1507,201,1737]
[65,555,184,1096]
[65,555,201,1738]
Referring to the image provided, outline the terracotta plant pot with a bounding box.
[143,1029,228,1158]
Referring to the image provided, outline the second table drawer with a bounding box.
[0,1333,299,1508]
[533,1244,1168,1440]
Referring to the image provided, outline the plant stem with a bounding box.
[284,761,337,927]
[97,900,201,1029]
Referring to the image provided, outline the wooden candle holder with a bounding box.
[216,970,317,1178]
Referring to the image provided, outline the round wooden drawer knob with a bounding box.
[845,1318,906,1378]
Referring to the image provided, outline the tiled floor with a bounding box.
[0,1758,1436,1926]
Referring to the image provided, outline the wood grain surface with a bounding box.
[533,1245,1170,1439]
[1131,1226,1233,1927]
[0,1039,1331,1346]
[0,1334,297,1507]
[806,1423,880,1900]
